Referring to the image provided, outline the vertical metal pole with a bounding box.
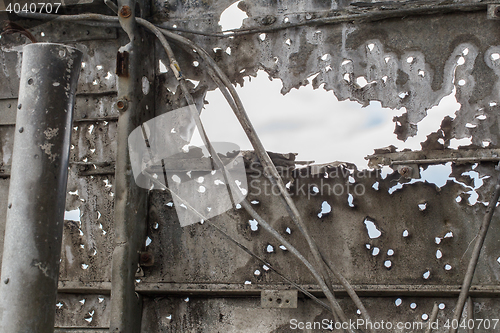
[109,0,151,331]
[0,43,82,333]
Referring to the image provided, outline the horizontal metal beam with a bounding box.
[56,282,500,297]
[0,162,116,178]
[366,148,500,168]
[54,327,108,330]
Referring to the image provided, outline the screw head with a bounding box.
[116,100,128,111]
[495,6,500,17]
[398,166,412,178]
[139,252,154,266]
[119,5,132,18]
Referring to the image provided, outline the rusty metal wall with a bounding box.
[1,0,500,331]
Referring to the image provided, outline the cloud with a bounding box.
[195,71,460,169]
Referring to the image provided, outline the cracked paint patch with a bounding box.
[40,142,58,161]
[31,259,50,278]
[44,127,59,140]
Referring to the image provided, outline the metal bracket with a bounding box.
[261,290,297,309]
[116,51,130,78]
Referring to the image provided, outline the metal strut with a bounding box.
[0,43,82,333]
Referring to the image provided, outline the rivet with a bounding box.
[495,6,500,17]
[3,278,9,284]
[260,15,276,26]
[119,5,132,18]
[398,166,412,178]
[116,100,128,111]
[19,127,24,133]
[17,104,22,110]
[8,203,12,208]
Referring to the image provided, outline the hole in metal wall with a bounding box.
[219,1,247,31]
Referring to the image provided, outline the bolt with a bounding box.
[141,252,151,262]
[139,252,154,266]
[260,15,276,26]
[495,6,500,17]
[399,166,412,178]
[119,5,132,18]
[116,100,128,111]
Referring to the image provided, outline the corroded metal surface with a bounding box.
[55,294,110,329]
[140,296,500,333]
[0,42,82,333]
[1,0,500,331]
[142,162,500,290]
[155,1,500,146]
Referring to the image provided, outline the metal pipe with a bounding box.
[424,302,439,333]
[467,297,474,333]
[0,43,82,333]
[108,0,150,331]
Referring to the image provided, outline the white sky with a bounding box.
[189,2,467,169]
[194,72,462,168]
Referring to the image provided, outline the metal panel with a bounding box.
[55,294,110,329]
[60,167,116,283]
[141,296,500,332]
[0,121,117,175]
[0,95,118,126]
[1,0,500,330]
[0,25,120,99]
[153,4,500,146]
[140,163,500,291]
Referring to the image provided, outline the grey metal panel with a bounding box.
[29,21,117,43]
[141,296,500,333]
[73,94,119,122]
[54,327,109,333]
[55,294,110,329]
[154,6,500,145]
[0,27,120,99]
[0,1,499,330]
[0,95,118,126]
[69,120,118,165]
[142,164,500,288]
[60,167,115,283]
[0,121,117,170]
